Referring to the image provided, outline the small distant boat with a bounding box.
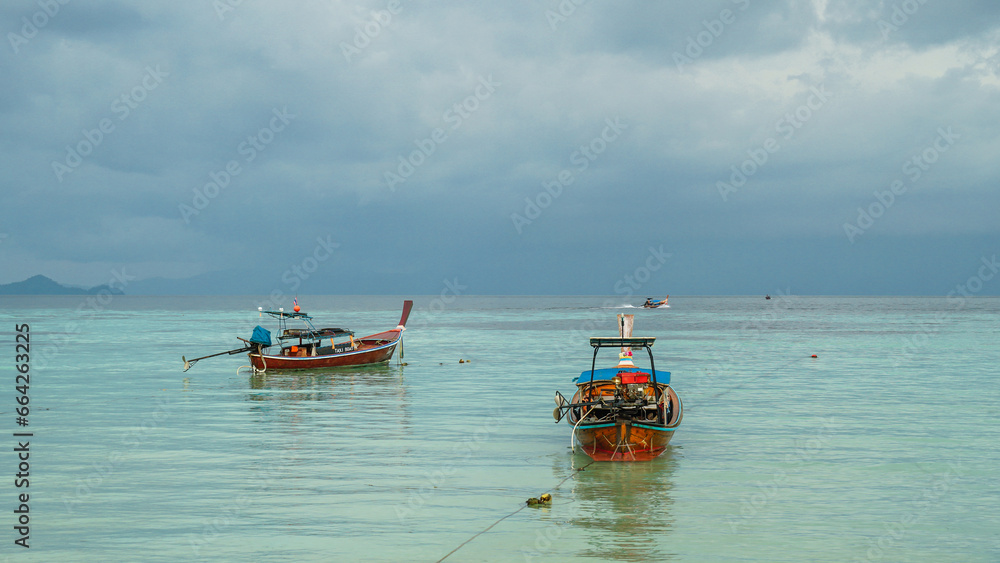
[183,300,412,372]
[765,295,771,300]
[642,296,668,308]
[553,314,682,461]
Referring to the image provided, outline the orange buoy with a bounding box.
[293,305,300,312]
[811,354,817,358]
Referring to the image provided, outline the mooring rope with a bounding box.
[435,459,597,563]
[704,355,807,404]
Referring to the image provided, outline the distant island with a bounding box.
[0,275,125,296]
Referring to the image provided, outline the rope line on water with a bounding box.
[435,460,596,562]
[702,355,808,404]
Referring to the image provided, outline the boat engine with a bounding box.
[624,383,647,402]
[614,371,651,402]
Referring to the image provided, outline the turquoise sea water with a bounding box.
[1,295,998,562]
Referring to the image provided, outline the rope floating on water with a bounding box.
[703,355,809,404]
[435,460,596,562]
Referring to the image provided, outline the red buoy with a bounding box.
[811,354,817,358]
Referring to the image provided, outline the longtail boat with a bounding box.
[182,300,412,373]
[553,314,682,461]
[642,296,668,308]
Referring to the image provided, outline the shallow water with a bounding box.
[1,295,997,561]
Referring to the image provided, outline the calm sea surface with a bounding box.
[1,295,998,562]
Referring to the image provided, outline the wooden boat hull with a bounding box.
[574,420,676,461]
[249,328,405,371]
[568,385,682,462]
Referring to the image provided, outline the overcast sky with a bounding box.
[1,0,998,296]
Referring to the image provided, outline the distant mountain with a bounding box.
[0,275,125,295]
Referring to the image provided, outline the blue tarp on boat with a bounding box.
[250,325,272,346]
[576,367,670,384]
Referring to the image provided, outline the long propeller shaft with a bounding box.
[182,345,253,371]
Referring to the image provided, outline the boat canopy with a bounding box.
[589,337,655,348]
[577,367,670,385]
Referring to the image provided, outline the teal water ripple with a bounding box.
[1,295,997,562]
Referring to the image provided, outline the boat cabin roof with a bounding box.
[279,327,353,340]
[262,310,311,320]
[589,337,655,348]
[576,367,670,385]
